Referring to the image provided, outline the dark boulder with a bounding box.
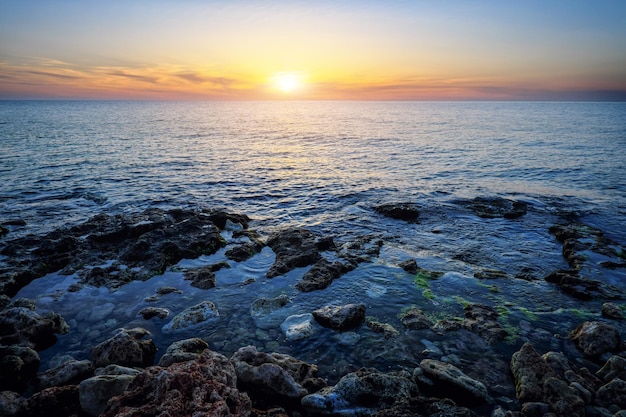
[313,304,366,331]
[295,259,349,292]
[457,196,527,219]
[266,228,324,278]
[374,203,420,222]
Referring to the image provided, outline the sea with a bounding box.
[1,101,625,382]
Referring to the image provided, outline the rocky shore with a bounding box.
[1,199,626,417]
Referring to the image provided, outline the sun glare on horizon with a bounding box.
[271,72,305,94]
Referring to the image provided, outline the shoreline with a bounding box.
[2,201,626,416]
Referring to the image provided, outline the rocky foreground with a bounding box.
[1,200,626,417]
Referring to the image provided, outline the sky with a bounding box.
[1,0,625,101]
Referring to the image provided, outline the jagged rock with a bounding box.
[400,307,433,330]
[158,338,209,367]
[92,327,156,368]
[399,259,419,274]
[374,203,420,222]
[79,374,137,416]
[138,306,170,320]
[301,368,417,415]
[162,301,220,332]
[419,359,490,405]
[569,321,620,357]
[457,196,527,219]
[225,230,264,262]
[545,270,621,300]
[543,377,585,417]
[462,304,508,344]
[295,259,349,292]
[0,345,40,392]
[23,385,82,417]
[183,265,217,289]
[0,390,25,416]
[0,306,68,350]
[102,349,250,417]
[231,346,325,401]
[266,228,323,278]
[94,364,141,376]
[597,356,626,382]
[602,302,623,320]
[313,304,366,331]
[595,378,626,409]
[204,211,250,230]
[366,318,400,338]
[510,343,558,402]
[36,358,94,390]
[541,351,573,379]
[280,314,315,341]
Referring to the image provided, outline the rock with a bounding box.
[0,306,68,350]
[266,228,323,278]
[457,196,527,219]
[231,346,325,401]
[569,321,620,357]
[250,294,291,330]
[162,300,220,332]
[92,327,156,368]
[301,368,417,415]
[0,390,25,416]
[462,304,508,344]
[366,318,400,338]
[0,345,40,392]
[94,364,141,376]
[541,351,573,379]
[520,402,550,417]
[23,385,82,417]
[400,307,433,330]
[156,286,182,295]
[545,270,621,300]
[432,318,463,334]
[543,377,585,417]
[138,306,170,320]
[602,302,623,320]
[510,343,558,402]
[158,338,209,367]
[225,230,264,262]
[295,259,349,292]
[281,314,315,341]
[419,359,490,405]
[103,349,250,417]
[595,378,626,409]
[374,203,420,222]
[183,265,218,289]
[313,304,366,331]
[597,356,626,382]
[399,259,419,274]
[36,358,94,389]
[414,398,479,417]
[204,210,250,230]
[79,374,137,416]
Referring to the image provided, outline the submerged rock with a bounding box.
[462,304,508,344]
[281,313,315,341]
[545,270,622,300]
[400,307,434,330]
[138,306,170,320]
[251,294,291,330]
[183,264,218,289]
[374,203,420,222]
[301,368,417,415]
[313,304,366,331]
[162,300,220,333]
[92,327,156,368]
[296,259,349,292]
[457,196,528,219]
[266,228,323,278]
[569,321,621,357]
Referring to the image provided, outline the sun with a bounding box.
[271,72,304,93]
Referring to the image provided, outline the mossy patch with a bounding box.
[413,267,444,289]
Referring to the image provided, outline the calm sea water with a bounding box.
[2,101,626,380]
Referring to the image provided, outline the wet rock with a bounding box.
[138,306,169,320]
[366,318,400,338]
[0,306,68,350]
[313,304,366,331]
[414,398,478,417]
[204,210,250,230]
[337,235,383,265]
[162,300,220,332]
[399,307,433,330]
[281,314,315,341]
[520,401,549,417]
[595,378,626,409]
[419,359,490,406]
[597,356,626,382]
[79,374,137,416]
[462,304,508,344]
[156,286,182,295]
[543,376,585,417]
[103,349,250,417]
[569,321,621,357]
[94,364,141,376]
[0,345,40,392]
[399,259,419,274]
[473,268,509,279]
[231,346,325,401]
[602,302,623,320]
[0,390,25,416]
[432,318,463,334]
[545,270,622,300]
[158,338,209,367]
[374,203,420,222]
[183,264,218,289]
[541,351,573,379]
[226,230,264,262]
[36,358,94,390]
[510,343,558,402]
[23,385,82,417]
[266,228,323,278]
[457,196,528,219]
[301,368,417,415]
[295,259,349,292]
[250,294,291,329]
[92,327,156,368]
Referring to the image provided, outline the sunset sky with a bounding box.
[1,0,625,101]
